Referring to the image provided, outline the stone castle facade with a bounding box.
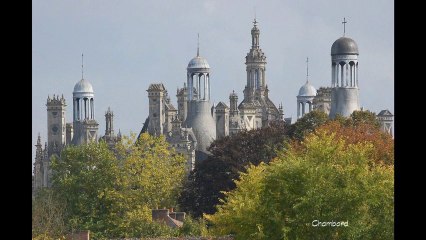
[33,19,393,192]
[33,75,121,193]
[139,19,285,168]
[295,33,393,133]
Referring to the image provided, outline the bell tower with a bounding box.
[46,94,66,155]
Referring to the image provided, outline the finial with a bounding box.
[197,33,200,57]
[342,17,347,36]
[37,133,41,145]
[81,53,84,79]
[306,57,309,83]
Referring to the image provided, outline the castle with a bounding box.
[33,19,393,192]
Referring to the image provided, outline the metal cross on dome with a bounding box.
[342,17,347,36]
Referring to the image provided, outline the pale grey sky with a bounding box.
[32,0,394,167]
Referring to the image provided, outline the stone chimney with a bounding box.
[174,212,186,222]
[152,209,169,222]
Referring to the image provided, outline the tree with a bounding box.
[207,130,394,239]
[32,189,67,239]
[205,163,267,239]
[316,121,394,165]
[288,110,329,141]
[50,133,187,239]
[178,121,289,218]
[348,110,381,128]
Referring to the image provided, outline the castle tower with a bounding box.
[46,94,66,155]
[105,107,114,137]
[33,134,43,191]
[297,58,317,119]
[313,87,332,115]
[66,123,73,145]
[164,91,178,134]
[72,54,99,145]
[176,84,187,122]
[42,142,50,187]
[215,102,229,138]
[279,103,284,120]
[147,83,166,136]
[239,19,281,129]
[100,107,122,147]
[229,90,239,117]
[243,18,267,101]
[329,19,360,118]
[377,109,394,136]
[184,35,216,160]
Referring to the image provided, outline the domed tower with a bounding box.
[184,35,216,161]
[297,58,317,119]
[71,54,99,145]
[329,18,360,118]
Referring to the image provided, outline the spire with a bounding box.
[342,17,347,37]
[197,33,200,57]
[251,18,260,48]
[36,133,41,146]
[81,53,84,79]
[306,57,309,83]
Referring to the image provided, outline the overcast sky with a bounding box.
[32,0,394,168]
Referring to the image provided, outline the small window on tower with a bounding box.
[52,126,58,134]
[52,112,58,118]
[153,113,157,117]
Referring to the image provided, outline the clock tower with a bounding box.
[46,94,66,156]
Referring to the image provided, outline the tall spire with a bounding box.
[81,53,84,79]
[306,57,309,83]
[36,133,41,146]
[342,17,347,36]
[197,33,200,57]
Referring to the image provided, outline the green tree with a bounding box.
[32,189,67,239]
[179,215,209,237]
[288,110,329,140]
[51,141,121,238]
[205,163,267,239]
[50,133,186,239]
[178,121,289,218]
[207,130,394,239]
[349,110,381,128]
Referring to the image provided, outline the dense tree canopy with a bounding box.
[49,133,187,239]
[207,129,394,239]
[315,121,394,165]
[288,110,329,141]
[33,109,393,239]
[32,189,67,239]
[178,121,289,218]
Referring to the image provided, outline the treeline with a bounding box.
[32,110,394,239]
